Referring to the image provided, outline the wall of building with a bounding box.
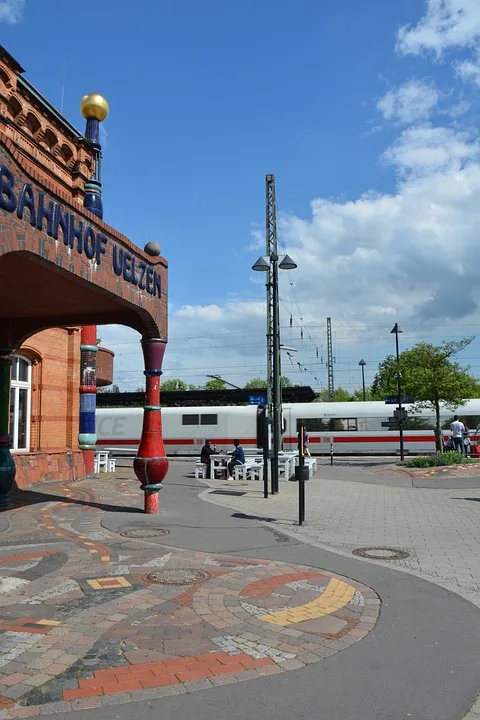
[13,327,85,488]
[96,347,114,387]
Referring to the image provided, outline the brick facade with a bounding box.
[96,346,114,387]
[12,327,83,488]
[0,47,168,491]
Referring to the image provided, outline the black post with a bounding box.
[392,324,405,462]
[298,424,305,525]
[330,440,334,466]
[271,254,280,494]
[359,359,366,401]
[262,409,269,499]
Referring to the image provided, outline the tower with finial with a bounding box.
[80,93,109,219]
[78,93,109,477]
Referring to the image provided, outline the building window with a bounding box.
[9,355,31,452]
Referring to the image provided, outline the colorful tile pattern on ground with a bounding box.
[0,474,380,716]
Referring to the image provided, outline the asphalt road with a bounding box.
[53,466,480,719]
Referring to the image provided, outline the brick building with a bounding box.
[0,46,169,501]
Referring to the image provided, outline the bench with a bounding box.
[233,458,263,482]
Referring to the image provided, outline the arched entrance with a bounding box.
[0,133,169,505]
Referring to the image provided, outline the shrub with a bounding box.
[405,451,477,468]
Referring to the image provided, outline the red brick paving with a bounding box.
[241,571,325,598]
[62,651,275,700]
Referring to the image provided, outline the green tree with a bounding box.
[243,376,295,389]
[97,383,120,394]
[371,338,477,450]
[161,378,188,391]
[350,388,373,402]
[314,386,353,402]
[244,378,268,389]
[204,378,227,390]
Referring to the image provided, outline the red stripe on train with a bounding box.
[284,435,436,444]
[97,435,438,447]
[96,438,259,446]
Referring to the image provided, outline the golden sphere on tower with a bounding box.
[80,94,109,122]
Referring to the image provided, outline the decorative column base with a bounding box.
[133,339,168,515]
[140,482,163,514]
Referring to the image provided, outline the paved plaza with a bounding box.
[201,458,480,608]
[0,461,479,720]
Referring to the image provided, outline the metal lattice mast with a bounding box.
[327,317,334,400]
[265,174,276,424]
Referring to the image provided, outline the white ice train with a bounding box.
[96,399,480,456]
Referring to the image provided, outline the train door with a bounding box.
[282,405,295,450]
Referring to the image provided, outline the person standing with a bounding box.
[463,421,471,456]
[227,439,245,480]
[450,415,465,454]
[304,431,311,458]
[200,439,218,479]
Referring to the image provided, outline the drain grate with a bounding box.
[144,568,210,586]
[120,527,170,538]
[352,547,410,560]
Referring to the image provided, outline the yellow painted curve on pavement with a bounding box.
[259,577,356,627]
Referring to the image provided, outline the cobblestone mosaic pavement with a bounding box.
[200,460,480,607]
[0,478,379,716]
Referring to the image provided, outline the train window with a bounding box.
[303,418,328,432]
[302,418,358,432]
[182,414,199,425]
[200,414,218,425]
[327,418,358,432]
[442,415,480,430]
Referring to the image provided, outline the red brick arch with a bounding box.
[0,133,168,349]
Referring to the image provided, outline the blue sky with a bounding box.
[3,0,480,392]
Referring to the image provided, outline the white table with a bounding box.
[210,454,230,480]
[278,455,296,479]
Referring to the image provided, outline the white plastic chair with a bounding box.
[195,461,207,479]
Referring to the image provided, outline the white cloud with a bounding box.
[98,1,480,393]
[382,125,480,176]
[377,80,439,124]
[244,228,264,252]
[0,0,25,23]
[456,49,480,84]
[397,0,480,56]
[101,152,480,390]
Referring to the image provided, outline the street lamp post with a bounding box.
[359,359,366,401]
[390,323,404,461]
[253,253,297,494]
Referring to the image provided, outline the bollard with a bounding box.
[142,483,163,514]
[295,465,309,525]
[330,442,334,466]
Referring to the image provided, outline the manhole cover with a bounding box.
[145,568,210,586]
[120,527,170,538]
[352,547,410,560]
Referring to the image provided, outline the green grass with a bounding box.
[404,451,479,468]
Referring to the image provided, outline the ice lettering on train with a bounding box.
[112,417,125,436]
[96,416,126,437]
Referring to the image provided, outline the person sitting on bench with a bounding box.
[200,439,218,478]
[227,439,245,480]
